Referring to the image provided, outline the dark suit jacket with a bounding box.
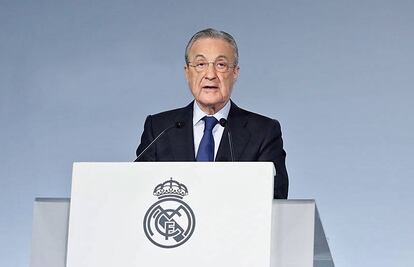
[135,101,288,199]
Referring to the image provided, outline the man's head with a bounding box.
[184,28,240,114]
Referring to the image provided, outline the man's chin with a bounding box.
[197,98,222,106]
[195,98,228,113]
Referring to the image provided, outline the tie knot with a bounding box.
[202,116,218,131]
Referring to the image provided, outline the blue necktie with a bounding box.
[196,116,218,161]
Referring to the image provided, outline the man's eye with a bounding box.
[196,62,207,67]
[216,62,228,68]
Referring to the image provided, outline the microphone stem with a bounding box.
[135,125,175,161]
[227,130,235,162]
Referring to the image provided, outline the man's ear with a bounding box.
[184,65,189,81]
[233,65,240,80]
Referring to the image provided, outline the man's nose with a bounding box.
[204,63,217,79]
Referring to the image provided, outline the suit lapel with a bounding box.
[216,101,250,161]
[168,102,196,161]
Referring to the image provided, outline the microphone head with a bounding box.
[219,118,227,127]
[175,121,185,128]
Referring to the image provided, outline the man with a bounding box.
[135,28,288,199]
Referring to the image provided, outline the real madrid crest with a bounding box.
[143,178,196,248]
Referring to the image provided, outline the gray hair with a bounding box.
[185,28,239,65]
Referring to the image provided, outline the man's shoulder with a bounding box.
[147,102,193,124]
[151,103,192,119]
[231,103,281,127]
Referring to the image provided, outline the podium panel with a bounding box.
[67,162,275,267]
[30,198,70,267]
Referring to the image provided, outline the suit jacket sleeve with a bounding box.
[135,115,156,161]
[257,119,289,199]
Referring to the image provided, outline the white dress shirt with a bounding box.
[193,101,231,160]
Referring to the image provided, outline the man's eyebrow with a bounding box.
[194,55,207,60]
[215,55,229,61]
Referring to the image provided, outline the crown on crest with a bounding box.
[153,178,188,198]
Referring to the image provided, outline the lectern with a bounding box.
[30,162,334,267]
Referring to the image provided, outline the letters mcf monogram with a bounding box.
[143,178,196,248]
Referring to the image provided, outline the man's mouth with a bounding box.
[202,85,219,89]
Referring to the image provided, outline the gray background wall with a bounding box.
[1,0,413,266]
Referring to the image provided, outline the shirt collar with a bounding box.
[193,100,231,126]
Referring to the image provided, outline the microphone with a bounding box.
[219,118,235,162]
[135,121,185,161]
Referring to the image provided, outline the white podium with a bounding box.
[30,163,334,267]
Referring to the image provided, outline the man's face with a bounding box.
[185,38,239,114]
